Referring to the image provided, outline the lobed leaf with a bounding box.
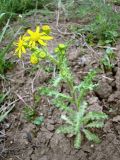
[84,111,108,121]
[56,125,75,134]
[83,129,100,143]
[52,76,62,87]
[38,87,71,100]
[61,114,73,125]
[74,132,82,149]
[86,121,104,128]
[33,116,44,126]
[78,101,88,117]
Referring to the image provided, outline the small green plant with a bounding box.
[57,102,107,148]
[33,116,44,126]
[23,106,36,121]
[15,26,108,149]
[23,106,44,125]
[38,70,108,148]
[101,47,116,71]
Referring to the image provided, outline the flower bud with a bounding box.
[39,51,47,59]
[60,69,67,77]
[58,44,66,50]
[42,25,51,34]
[30,54,39,64]
[54,47,60,53]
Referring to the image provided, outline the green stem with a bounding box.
[47,54,58,65]
[41,47,58,65]
[66,79,79,111]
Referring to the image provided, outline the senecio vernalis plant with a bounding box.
[15,25,108,149]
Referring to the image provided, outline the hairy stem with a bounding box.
[66,79,79,111]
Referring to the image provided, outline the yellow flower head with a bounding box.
[26,26,53,48]
[15,36,26,58]
[30,54,39,64]
[42,25,51,34]
[39,51,47,59]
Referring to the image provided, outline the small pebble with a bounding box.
[91,144,94,148]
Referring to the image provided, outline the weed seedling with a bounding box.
[23,106,36,121]
[23,106,44,126]
[101,47,116,71]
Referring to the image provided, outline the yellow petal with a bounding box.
[22,46,26,53]
[15,48,19,53]
[28,29,34,35]
[40,32,46,36]
[18,50,22,58]
[23,36,30,41]
[40,36,53,40]
[30,54,39,64]
[38,39,47,46]
[31,41,36,48]
[29,41,36,48]
[36,26,40,33]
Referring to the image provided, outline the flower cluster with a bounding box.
[14,25,53,63]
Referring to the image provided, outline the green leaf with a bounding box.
[38,87,71,100]
[61,114,73,125]
[33,116,44,125]
[52,98,68,110]
[0,19,10,43]
[38,87,54,96]
[56,125,75,134]
[0,93,7,104]
[55,92,71,100]
[86,121,104,128]
[74,132,82,149]
[78,101,88,117]
[0,105,14,122]
[23,106,36,121]
[84,112,108,121]
[83,129,100,143]
[74,70,97,101]
[53,76,62,87]
[71,101,88,132]
[0,13,5,20]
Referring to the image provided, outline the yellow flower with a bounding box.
[30,54,39,64]
[42,25,51,34]
[26,26,53,48]
[15,36,26,58]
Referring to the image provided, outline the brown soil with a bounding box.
[0,13,120,160]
